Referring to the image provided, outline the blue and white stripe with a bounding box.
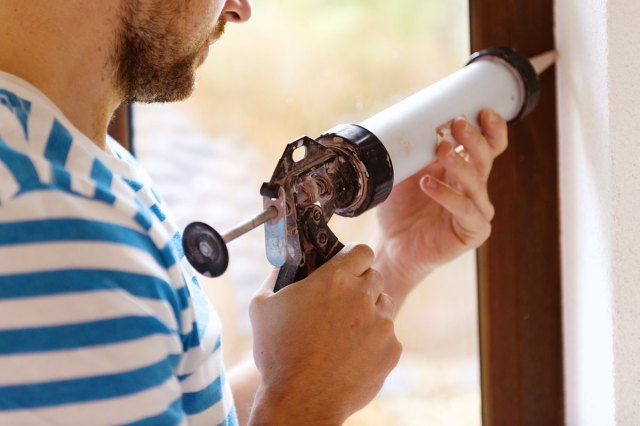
[0,71,236,425]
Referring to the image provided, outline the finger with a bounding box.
[323,242,375,277]
[479,109,508,155]
[436,143,495,221]
[253,268,280,299]
[420,175,492,243]
[389,161,445,201]
[450,117,494,181]
[424,161,446,181]
[402,160,445,187]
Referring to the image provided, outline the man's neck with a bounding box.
[0,2,122,151]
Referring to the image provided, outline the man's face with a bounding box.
[114,0,228,103]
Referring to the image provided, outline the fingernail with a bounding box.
[424,175,438,190]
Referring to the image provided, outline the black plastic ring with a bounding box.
[468,47,540,125]
[320,124,394,217]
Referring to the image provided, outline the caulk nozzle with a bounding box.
[530,50,558,75]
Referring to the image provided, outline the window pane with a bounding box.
[135,1,477,424]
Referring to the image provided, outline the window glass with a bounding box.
[135,1,478,424]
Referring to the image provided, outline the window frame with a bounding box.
[108,103,133,154]
[469,0,564,424]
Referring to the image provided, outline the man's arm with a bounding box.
[231,110,508,424]
[229,360,261,426]
[374,109,509,311]
[0,200,187,424]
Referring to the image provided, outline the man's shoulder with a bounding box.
[0,81,82,200]
[0,97,146,231]
[0,86,31,141]
[0,139,146,233]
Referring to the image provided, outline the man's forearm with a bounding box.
[232,362,349,426]
[373,245,432,317]
[229,360,343,426]
[228,360,261,426]
[248,383,345,426]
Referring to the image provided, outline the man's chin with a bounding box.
[126,75,196,104]
[118,50,202,104]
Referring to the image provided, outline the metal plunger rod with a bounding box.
[221,206,278,243]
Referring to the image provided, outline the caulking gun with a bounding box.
[182,47,557,291]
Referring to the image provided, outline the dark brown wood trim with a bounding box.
[108,103,133,154]
[470,0,564,424]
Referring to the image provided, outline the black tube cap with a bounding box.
[320,124,394,217]
[468,47,540,125]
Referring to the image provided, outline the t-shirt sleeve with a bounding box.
[0,192,188,425]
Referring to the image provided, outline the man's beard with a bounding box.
[114,4,225,103]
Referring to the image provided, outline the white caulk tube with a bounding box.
[320,47,556,218]
[359,47,547,183]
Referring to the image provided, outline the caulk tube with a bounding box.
[358,47,540,184]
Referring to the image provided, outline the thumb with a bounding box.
[254,268,280,299]
[324,243,375,277]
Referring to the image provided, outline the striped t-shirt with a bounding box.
[0,71,237,425]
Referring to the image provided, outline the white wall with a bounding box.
[556,0,640,423]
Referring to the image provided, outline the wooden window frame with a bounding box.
[108,103,134,154]
[470,0,564,424]
[112,2,564,422]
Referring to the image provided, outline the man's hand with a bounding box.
[374,109,508,307]
[248,243,402,426]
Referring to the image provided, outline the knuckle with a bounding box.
[495,128,509,151]
[376,293,396,320]
[478,222,492,243]
[382,330,403,370]
[380,291,394,307]
[453,117,473,140]
[352,243,375,259]
[497,137,508,154]
[486,203,496,222]
[360,295,375,309]
[364,269,384,288]
[483,222,493,240]
[331,267,345,281]
[477,149,494,173]
[462,198,477,218]
[329,268,348,289]
[353,289,372,309]
[473,177,486,195]
[481,110,509,153]
[380,316,396,335]
[341,242,375,266]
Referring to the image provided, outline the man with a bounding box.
[0,1,508,425]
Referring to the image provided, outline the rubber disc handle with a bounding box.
[182,222,229,278]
